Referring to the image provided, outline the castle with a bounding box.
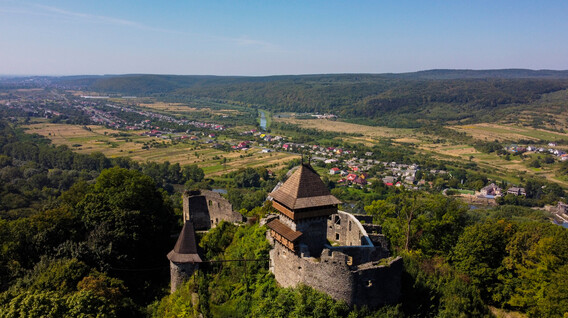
[167,166,402,307]
[167,189,243,292]
[266,164,402,308]
[182,189,243,230]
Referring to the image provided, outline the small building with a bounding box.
[353,176,367,185]
[507,187,526,196]
[382,176,396,184]
[329,167,340,175]
[346,173,357,182]
[480,183,502,197]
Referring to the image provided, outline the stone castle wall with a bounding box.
[269,210,402,307]
[327,211,373,247]
[169,261,198,293]
[296,216,329,257]
[270,242,402,307]
[183,190,242,230]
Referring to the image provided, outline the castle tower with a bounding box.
[167,221,202,293]
[182,190,242,230]
[267,164,341,257]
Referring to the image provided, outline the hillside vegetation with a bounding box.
[51,70,568,128]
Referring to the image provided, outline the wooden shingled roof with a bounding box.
[270,164,341,210]
[167,222,202,263]
[267,219,303,242]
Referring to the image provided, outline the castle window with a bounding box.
[334,215,341,225]
[217,202,220,208]
[208,200,212,206]
[336,233,340,240]
[349,221,352,231]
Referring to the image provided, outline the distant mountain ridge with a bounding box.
[16,69,568,127]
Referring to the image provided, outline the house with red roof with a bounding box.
[346,173,357,182]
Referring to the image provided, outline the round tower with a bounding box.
[167,221,202,293]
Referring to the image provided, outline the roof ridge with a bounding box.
[167,221,202,263]
[270,164,341,210]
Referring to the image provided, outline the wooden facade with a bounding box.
[273,200,337,221]
[270,229,296,251]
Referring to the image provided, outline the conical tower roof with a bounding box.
[167,221,202,263]
[270,164,341,210]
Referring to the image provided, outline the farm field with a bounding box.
[23,122,299,177]
[276,116,568,186]
[419,141,568,187]
[138,101,241,117]
[274,117,419,143]
[451,123,568,143]
[21,114,568,188]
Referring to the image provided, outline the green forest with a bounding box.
[47,70,568,128]
[1,117,567,317]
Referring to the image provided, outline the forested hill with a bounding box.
[51,69,568,127]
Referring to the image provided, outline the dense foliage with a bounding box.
[50,71,568,128]
[0,120,197,315]
[1,116,567,317]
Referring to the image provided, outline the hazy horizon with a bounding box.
[3,68,568,78]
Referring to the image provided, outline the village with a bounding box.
[506,143,568,161]
[0,90,556,209]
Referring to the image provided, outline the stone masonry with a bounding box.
[266,165,402,308]
[183,189,243,230]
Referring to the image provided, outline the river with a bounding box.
[259,110,267,130]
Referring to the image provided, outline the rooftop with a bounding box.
[270,164,342,210]
[267,219,303,242]
[167,222,202,263]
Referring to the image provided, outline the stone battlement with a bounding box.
[268,210,402,308]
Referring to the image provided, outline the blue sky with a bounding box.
[1,0,567,75]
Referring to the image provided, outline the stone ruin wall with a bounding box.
[182,190,242,230]
[327,211,373,247]
[352,258,403,307]
[270,244,355,302]
[169,261,198,293]
[268,210,402,307]
[270,242,402,307]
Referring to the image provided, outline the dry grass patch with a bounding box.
[452,123,568,142]
[394,137,424,144]
[23,123,145,156]
[489,307,527,318]
[275,118,417,140]
[22,123,299,177]
[139,102,201,113]
[139,102,240,116]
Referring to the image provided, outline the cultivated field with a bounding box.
[452,123,568,143]
[138,102,240,116]
[23,123,298,177]
[274,117,419,144]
